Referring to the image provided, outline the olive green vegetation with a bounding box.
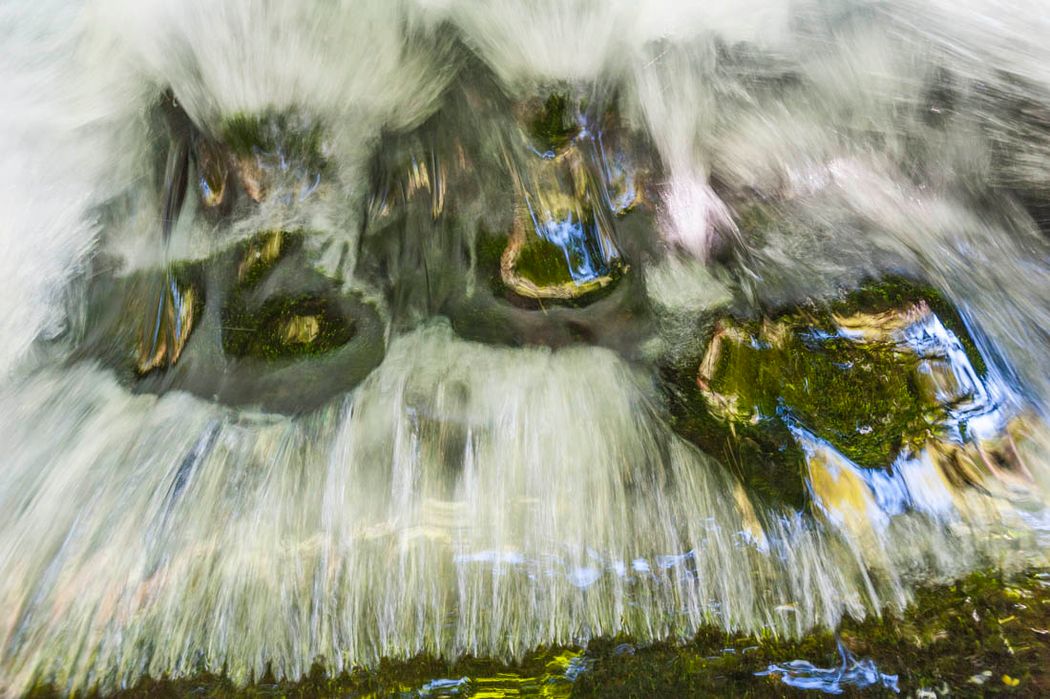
[221,295,354,361]
[707,322,938,470]
[528,93,579,153]
[222,112,327,171]
[660,340,811,511]
[220,231,354,361]
[233,231,303,290]
[514,234,579,287]
[24,568,1050,698]
[573,568,1050,698]
[662,275,984,509]
[701,276,987,471]
[474,230,624,309]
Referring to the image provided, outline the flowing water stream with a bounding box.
[1,0,1050,695]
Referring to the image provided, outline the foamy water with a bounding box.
[1,0,1049,694]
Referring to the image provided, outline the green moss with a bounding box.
[221,112,327,171]
[221,295,354,362]
[515,235,577,287]
[219,229,360,362]
[709,323,937,470]
[698,275,994,471]
[664,276,990,509]
[474,229,626,310]
[528,93,580,153]
[574,568,1050,697]
[233,230,303,290]
[660,342,811,512]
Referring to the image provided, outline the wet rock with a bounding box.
[194,137,229,208]
[522,92,580,155]
[135,269,201,375]
[77,230,384,413]
[667,278,1016,512]
[696,307,937,470]
[221,230,358,362]
[220,111,328,204]
[221,294,355,362]
[499,143,626,303]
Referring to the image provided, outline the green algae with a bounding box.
[527,93,579,153]
[514,234,578,287]
[221,294,355,361]
[25,568,1050,697]
[222,113,326,166]
[707,321,937,470]
[220,230,354,362]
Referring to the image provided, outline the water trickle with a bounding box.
[757,639,900,695]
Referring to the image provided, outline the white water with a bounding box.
[2,0,1050,694]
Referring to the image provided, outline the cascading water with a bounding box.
[1,0,1049,695]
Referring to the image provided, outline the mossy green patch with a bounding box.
[221,295,354,362]
[221,229,358,361]
[221,112,327,171]
[528,93,580,153]
[660,341,811,512]
[475,229,625,310]
[708,322,938,470]
[233,230,303,290]
[664,276,987,508]
[829,275,988,377]
[514,234,578,287]
[573,568,1050,698]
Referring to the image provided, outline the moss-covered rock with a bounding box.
[234,230,301,289]
[495,145,627,304]
[526,92,580,154]
[500,211,626,302]
[700,316,937,470]
[221,230,355,362]
[664,276,1001,512]
[221,294,355,361]
[695,280,992,472]
[220,111,328,203]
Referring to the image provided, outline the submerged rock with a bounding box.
[134,269,201,375]
[78,229,383,413]
[667,277,1028,515]
[220,111,328,204]
[499,132,627,303]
